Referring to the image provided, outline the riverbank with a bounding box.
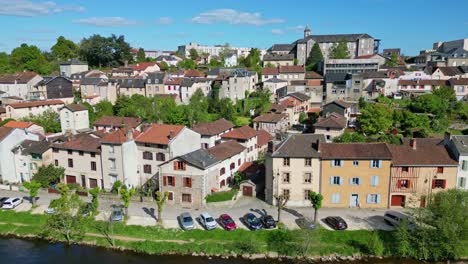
[0,210,465,262]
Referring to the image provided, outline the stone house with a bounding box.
[115,78,147,98]
[32,76,73,101]
[252,113,288,136]
[263,54,295,67]
[278,66,305,83]
[192,118,234,149]
[207,140,246,190]
[3,120,45,135]
[261,67,280,82]
[313,113,347,142]
[12,140,52,183]
[0,72,42,100]
[179,78,212,104]
[279,92,311,126]
[93,116,143,132]
[221,125,258,162]
[218,69,258,101]
[146,72,167,96]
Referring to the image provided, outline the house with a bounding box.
[3,120,45,135]
[320,143,392,208]
[207,140,247,190]
[155,55,182,67]
[350,70,402,99]
[179,78,212,104]
[93,116,143,132]
[397,79,447,97]
[256,129,273,154]
[279,92,311,126]
[448,77,468,100]
[431,66,466,80]
[184,69,205,78]
[261,67,280,82]
[263,54,295,67]
[60,104,90,133]
[131,62,160,75]
[192,118,234,149]
[100,129,139,190]
[79,77,114,104]
[387,138,458,207]
[324,73,352,102]
[146,72,167,96]
[0,127,41,184]
[265,134,325,206]
[322,100,354,120]
[70,70,107,87]
[60,59,88,77]
[252,113,288,136]
[224,53,238,67]
[164,77,183,95]
[217,69,258,101]
[221,125,258,161]
[0,72,42,99]
[5,100,65,119]
[31,76,74,101]
[447,135,468,190]
[313,113,347,142]
[278,66,305,83]
[51,133,103,189]
[263,77,288,100]
[12,140,52,183]
[135,124,201,185]
[116,78,147,97]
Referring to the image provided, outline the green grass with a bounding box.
[205,189,238,203]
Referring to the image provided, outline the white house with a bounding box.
[221,125,258,162]
[0,72,42,100]
[207,140,246,190]
[3,120,45,135]
[60,59,89,77]
[192,118,235,149]
[60,104,90,133]
[5,100,65,119]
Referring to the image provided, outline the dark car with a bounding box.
[324,216,348,230]
[243,213,262,230]
[261,215,276,229]
[0,197,8,206]
[219,214,237,231]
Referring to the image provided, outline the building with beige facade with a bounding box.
[5,100,65,119]
[221,125,258,162]
[192,118,234,149]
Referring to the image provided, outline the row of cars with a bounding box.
[0,197,23,209]
[322,211,416,230]
[179,212,277,231]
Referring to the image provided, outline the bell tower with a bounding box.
[304,24,311,38]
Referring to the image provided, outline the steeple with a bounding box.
[304,24,311,38]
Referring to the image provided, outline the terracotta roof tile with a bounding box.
[221,125,257,140]
[3,120,36,129]
[101,128,140,144]
[279,65,304,73]
[305,71,323,79]
[164,77,183,85]
[135,124,184,145]
[262,67,279,75]
[8,100,64,109]
[272,134,324,158]
[131,62,158,71]
[63,104,88,112]
[94,116,143,129]
[192,118,234,136]
[256,129,273,147]
[321,143,392,159]
[313,113,347,129]
[0,127,14,141]
[387,138,457,166]
[52,133,101,152]
[253,113,287,123]
[207,140,245,160]
[184,69,205,78]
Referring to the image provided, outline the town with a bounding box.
[0,23,467,261]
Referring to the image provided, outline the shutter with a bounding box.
[397,180,402,188]
[407,180,411,188]
[189,178,192,188]
[462,161,468,171]
[442,180,446,189]
[331,194,335,203]
[330,160,334,167]
[432,179,436,189]
[374,176,379,186]
[172,177,176,187]
[173,161,177,170]
[163,176,167,186]
[330,176,334,185]
[378,160,382,168]
[357,177,361,185]
[367,194,372,204]
[377,195,381,204]
[339,177,344,185]
[349,178,354,185]
[336,193,340,203]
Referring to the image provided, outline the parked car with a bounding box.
[110,207,124,221]
[261,215,276,229]
[44,207,56,215]
[200,212,217,230]
[383,211,416,229]
[324,216,348,230]
[0,197,9,206]
[219,214,237,231]
[180,212,194,230]
[1,197,23,209]
[243,213,263,230]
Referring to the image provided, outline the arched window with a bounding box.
[230,162,235,170]
[220,180,226,188]
[220,167,226,175]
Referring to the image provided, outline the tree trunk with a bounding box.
[157,209,162,224]
[277,204,282,222]
[31,196,35,206]
[314,208,318,223]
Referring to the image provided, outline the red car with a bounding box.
[219,214,237,231]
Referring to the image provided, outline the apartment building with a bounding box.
[447,135,468,190]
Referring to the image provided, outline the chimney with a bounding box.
[316,139,321,153]
[267,141,275,153]
[126,129,133,140]
[410,138,417,150]
[443,131,451,146]
[169,130,175,139]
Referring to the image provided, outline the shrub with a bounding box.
[367,231,384,256]
[205,189,238,203]
[234,240,258,254]
[111,180,122,194]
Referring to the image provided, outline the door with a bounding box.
[350,194,359,207]
[242,186,253,197]
[81,175,86,188]
[66,175,76,184]
[89,178,98,188]
[391,195,405,207]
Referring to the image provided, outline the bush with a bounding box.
[111,180,122,194]
[267,229,296,255]
[367,231,384,256]
[234,240,258,254]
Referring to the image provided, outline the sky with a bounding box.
[0,0,467,55]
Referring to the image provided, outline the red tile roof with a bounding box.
[221,125,257,140]
[101,129,140,144]
[308,107,321,113]
[305,71,323,79]
[0,127,14,141]
[52,133,101,152]
[313,113,347,129]
[8,100,64,109]
[3,121,37,129]
[184,69,205,78]
[256,129,273,147]
[94,116,143,129]
[355,54,378,59]
[262,67,279,75]
[253,113,287,123]
[192,118,234,136]
[207,140,245,160]
[280,97,300,108]
[387,138,457,166]
[321,143,392,159]
[398,79,448,86]
[279,65,304,73]
[135,124,184,145]
[165,77,183,85]
[449,78,468,85]
[63,104,88,112]
[131,62,158,71]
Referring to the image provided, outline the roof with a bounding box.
[132,62,158,71]
[94,116,143,129]
[398,79,448,86]
[178,149,219,169]
[320,143,392,160]
[101,129,140,144]
[18,140,50,155]
[263,53,295,61]
[3,121,36,129]
[313,113,347,129]
[164,77,183,85]
[305,71,323,79]
[268,103,286,113]
[253,113,287,123]
[146,72,166,84]
[262,67,279,75]
[449,78,468,85]
[184,69,205,78]
[117,78,146,88]
[208,140,246,160]
[324,100,352,109]
[60,59,87,65]
[63,104,87,112]
[135,124,184,145]
[0,127,14,141]
[451,135,468,155]
[0,72,39,84]
[272,134,325,158]
[388,138,457,166]
[36,76,72,86]
[434,66,463,76]
[192,118,234,136]
[264,77,288,83]
[256,129,273,147]
[279,65,305,73]
[325,72,352,83]
[52,133,101,153]
[268,44,294,52]
[80,77,106,86]
[286,92,310,102]
[8,100,64,109]
[221,125,257,140]
[296,33,374,44]
[280,97,301,108]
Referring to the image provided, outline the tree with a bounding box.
[333,132,366,143]
[189,48,199,60]
[298,112,307,124]
[308,191,323,223]
[32,164,65,188]
[209,58,223,67]
[329,40,351,59]
[159,61,169,71]
[94,100,114,119]
[136,48,146,62]
[386,53,399,67]
[51,36,78,61]
[177,59,196,70]
[233,171,246,187]
[0,52,12,73]
[23,180,42,206]
[155,191,169,224]
[22,109,61,133]
[274,194,288,222]
[367,231,384,256]
[305,43,323,72]
[79,34,131,67]
[359,103,393,135]
[88,187,100,215]
[119,185,135,216]
[10,43,54,74]
[264,62,275,68]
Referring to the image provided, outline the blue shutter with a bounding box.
[331,194,336,203]
[336,193,340,203]
[339,177,344,185]
[377,195,381,204]
[330,176,334,185]
[367,194,372,204]
[349,178,354,185]
[374,176,379,186]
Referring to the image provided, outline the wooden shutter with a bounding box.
[397,180,402,188]
[171,177,175,186]
[173,161,177,170]
[407,180,411,188]
[442,180,446,189]
[188,178,192,188]
[432,179,436,189]
[163,176,167,186]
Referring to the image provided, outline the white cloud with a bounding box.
[156,17,173,25]
[191,9,285,26]
[0,0,84,17]
[271,25,306,35]
[271,29,285,35]
[74,17,138,27]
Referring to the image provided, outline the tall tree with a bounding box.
[177,59,196,70]
[23,180,42,206]
[308,191,323,223]
[275,194,289,223]
[32,164,65,188]
[51,36,78,61]
[119,185,135,216]
[22,109,61,133]
[329,40,351,59]
[155,191,169,224]
[159,61,169,71]
[10,43,53,74]
[136,48,146,62]
[189,48,199,60]
[79,34,131,67]
[305,43,323,72]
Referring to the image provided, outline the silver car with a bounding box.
[383,210,416,229]
[200,212,217,230]
[180,212,194,230]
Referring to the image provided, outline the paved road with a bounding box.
[0,189,401,231]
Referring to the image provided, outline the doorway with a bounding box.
[350,194,359,207]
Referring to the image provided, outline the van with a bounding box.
[383,210,416,228]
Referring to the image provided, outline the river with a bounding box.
[0,238,432,264]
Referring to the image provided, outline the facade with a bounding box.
[221,126,258,162]
[93,116,143,132]
[279,92,311,126]
[60,104,90,133]
[313,113,347,142]
[322,100,354,119]
[0,72,42,99]
[192,118,234,149]
[177,42,265,59]
[262,67,280,82]
[322,57,381,75]
[320,143,392,208]
[59,59,89,77]
[179,78,212,104]
[218,69,258,101]
[12,140,52,183]
[447,135,468,190]
[263,77,288,100]
[278,66,306,83]
[116,78,147,98]
[448,78,468,100]
[31,76,74,100]
[265,134,325,206]
[324,73,352,102]
[146,72,167,96]
[5,100,65,119]
[224,53,238,67]
[252,113,288,136]
[263,54,295,67]
[207,140,247,190]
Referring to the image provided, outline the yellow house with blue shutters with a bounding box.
[320,143,392,208]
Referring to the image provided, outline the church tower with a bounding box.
[304,24,311,38]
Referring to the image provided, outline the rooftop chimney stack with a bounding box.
[267,141,275,153]
[443,131,451,146]
[410,138,417,150]
[169,130,174,139]
[316,139,321,152]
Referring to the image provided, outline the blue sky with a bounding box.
[0,0,467,55]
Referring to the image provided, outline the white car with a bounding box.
[2,197,23,209]
[200,212,217,230]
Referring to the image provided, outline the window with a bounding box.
[458,177,467,189]
[91,153,95,158]
[238,159,241,166]
[370,160,381,168]
[283,158,290,166]
[68,159,73,168]
[432,179,446,189]
[350,177,361,185]
[183,177,192,188]
[167,176,175,186]
[109,145,114,154]
[352,160,359,166]
[437,167,444,173]
[282,189,290,199]
[156,153,166,161]
[331,176,342,185]
[304,173,312,183]
[331,193,340,204]
[304,190,311,200]
[462,161,468,171]
[53,148,59,153]
[332,160,343,167]
[54,159,58,166]
[79,151,84,156]
[143,165,152,174]
[143,151,153,160]
[371,176,379,186]
[174,161,186,171]
[67,150,72,155]
[398,179,410,188]
[182,193,192,203]
[167,192,174,201]
[91,161,96,171]
[402,167,409,172]
[304,158,312,167]
[282,173,290,183]
[367,194,380,204]
[230,162,235,170]
[220,168,226,175]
